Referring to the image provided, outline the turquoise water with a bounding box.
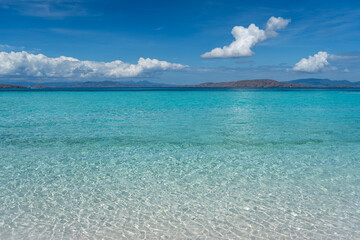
[1,89,360,239]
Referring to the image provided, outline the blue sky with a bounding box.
[0,0,359,84]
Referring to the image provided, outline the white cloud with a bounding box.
[0,44,13,50]
[0,51,186,79]
[328,54,359,61]
[201,16,291,58]
[0,44,24,51]
[0,0,90,18]
[293,51,332,73]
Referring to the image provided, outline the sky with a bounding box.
[0,0,359,84]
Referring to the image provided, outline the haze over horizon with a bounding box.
[0,0,359,84]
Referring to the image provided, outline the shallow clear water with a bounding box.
[1,89,360,239]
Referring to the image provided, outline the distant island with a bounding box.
[0,80,173,88]
[0,83,27,88]
[286,78,360,87]
[184,78,360,88]
[31,84,47,89]
[68,80,173,88]
[183,79,307,88]
[1,78,360,89]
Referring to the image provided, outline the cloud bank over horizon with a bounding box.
[293,51,335,73]
[0,51,186,80]
[201,16,291,59]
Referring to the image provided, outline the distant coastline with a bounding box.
[1,78,360,89]
[0,84,27,89]
[182,79,307,88]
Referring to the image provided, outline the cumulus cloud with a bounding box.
[0,51,186,79]
[201,16,291,58]
[293,51,332,73]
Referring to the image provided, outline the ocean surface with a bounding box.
[1,88,360,239]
